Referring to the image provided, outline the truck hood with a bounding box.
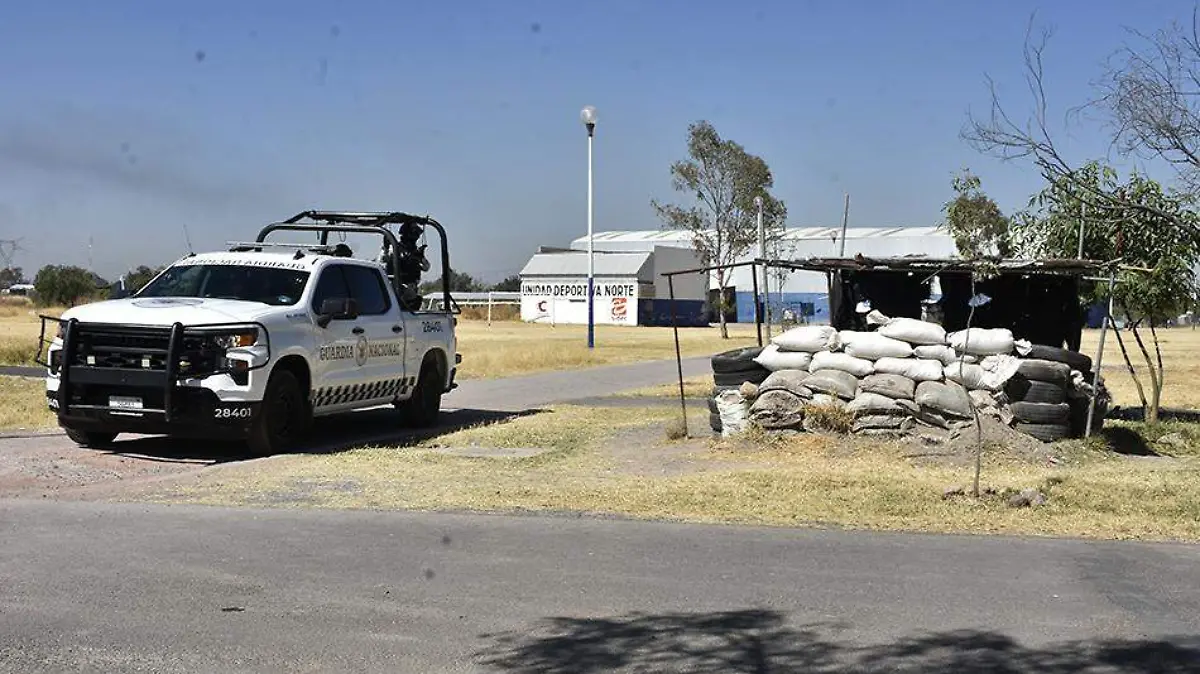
[62,297,276,327]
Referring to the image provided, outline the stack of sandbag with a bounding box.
[704,318,1105,443]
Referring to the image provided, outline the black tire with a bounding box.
[1004,377,1066,404]
[709,411,723,432]
[398,360,443,428]
[1010,401,1071,424]
[1014,422,1071,443]
[1025,344,1093,373]
[247,369,307,457]
[711,347,764,374]
[713,367,769,387]
[1016,359,1071,385]
[64,429,117,448]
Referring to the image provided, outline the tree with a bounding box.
[652,121,787,338]
[34,265,101,307]
[123,265,165,295]
[491,274,521,292]
[1016,162,1200,423]
[0,266,24,288]
[942,170,1012,259]
[419,269,483,296]
[963,17,1200,247]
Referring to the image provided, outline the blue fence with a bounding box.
[638,299,708,327]
[734,292,831,325]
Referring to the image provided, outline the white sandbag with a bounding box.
[715,390,750,437]
[804,369,860,400]
[873,357,944,382]
[842,332,914,360]
[771,325,839,353]
[945,355,1021,392]
[859,373,916,400]
[753,344,814,372]
[846,392,905,416]
[944,362,1002,392]
[946,328,1015,356]
[809,393,846,409]
[808,351,874,378]
[878,317,947,346]
[913,345,958,366]
[914,380,973,419]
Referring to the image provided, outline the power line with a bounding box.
[0,238,23,269]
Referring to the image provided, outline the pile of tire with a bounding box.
[1004,345,1101,442]
[708,346,769,435]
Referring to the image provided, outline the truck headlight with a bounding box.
[211,329,259,350]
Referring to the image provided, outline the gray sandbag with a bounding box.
[914,380,973,420]
[896,398,951,429]
[803,369,860,400]
[757,370,813,398]
[846,392,905,416]
[853,414,909,432]
[859,373,916,400]
[748,389,807,430]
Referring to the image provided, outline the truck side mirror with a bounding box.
[317,297,359,328]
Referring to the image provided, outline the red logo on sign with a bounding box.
[611,297,628,320]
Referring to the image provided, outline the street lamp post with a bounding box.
[581,105,598,349]
[755,195,770,339]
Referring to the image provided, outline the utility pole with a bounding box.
[838,193,850,257]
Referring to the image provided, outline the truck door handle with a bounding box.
[392,325,403,333]
[352,327,365,335]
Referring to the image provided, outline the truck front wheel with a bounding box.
[65,429,117,448]
[247,369,307,456]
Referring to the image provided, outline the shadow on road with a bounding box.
[95,407,544,464]
[476,609,1200,673]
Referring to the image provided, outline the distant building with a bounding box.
[0,283,34,296]
[566,226,956,323]
[518,246,707,326]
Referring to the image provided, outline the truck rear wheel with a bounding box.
[247,369,306,456]
[65,429,118,448]
[397,360,442,428]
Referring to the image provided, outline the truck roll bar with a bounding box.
[256,210,453,315]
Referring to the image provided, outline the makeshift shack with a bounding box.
[685,256,1113,444]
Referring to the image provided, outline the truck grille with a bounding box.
[69,325,223,376]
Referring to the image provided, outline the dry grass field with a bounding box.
[0,296,757,378]
[146,404,1200,542]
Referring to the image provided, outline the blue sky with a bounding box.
[0,0,1191,281]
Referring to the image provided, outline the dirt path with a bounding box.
[0,357,714,500]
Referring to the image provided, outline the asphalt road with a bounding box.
[1,500,1197,673]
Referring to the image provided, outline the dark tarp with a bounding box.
[829,269,1085,349]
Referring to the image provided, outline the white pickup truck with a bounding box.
[39,211,460,455]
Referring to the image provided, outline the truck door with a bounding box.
[310,263,360,413]
[341,264,406,403]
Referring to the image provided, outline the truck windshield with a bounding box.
[138,264,310,306]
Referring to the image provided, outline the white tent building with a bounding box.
[568,226,955,323]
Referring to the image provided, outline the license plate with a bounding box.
[109,396,144,410]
